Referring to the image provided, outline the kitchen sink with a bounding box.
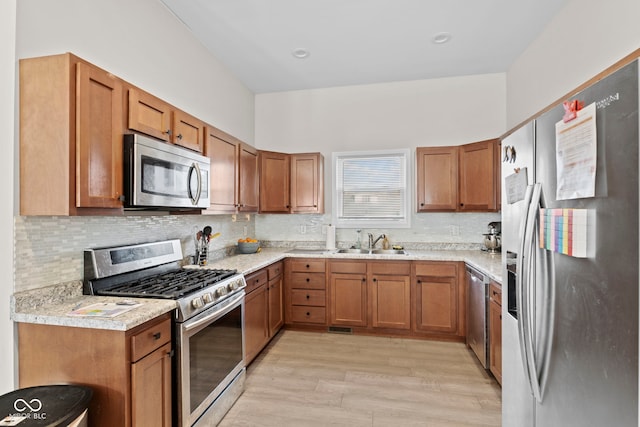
[335,248,408,255]
[371,249,407,255]
[336,248,371,254]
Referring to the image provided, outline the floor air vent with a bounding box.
[328,326,353,334]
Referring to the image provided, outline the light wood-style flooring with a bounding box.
[219,330,501,426]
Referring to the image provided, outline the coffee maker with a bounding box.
[482,221,501,253]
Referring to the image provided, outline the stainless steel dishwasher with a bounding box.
[466,265,489,368]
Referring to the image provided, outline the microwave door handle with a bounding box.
[187,162,203,205]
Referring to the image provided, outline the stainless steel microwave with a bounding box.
[124,134,210,210]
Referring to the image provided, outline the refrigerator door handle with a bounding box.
[516,184,536,394]
[523,183,543,402]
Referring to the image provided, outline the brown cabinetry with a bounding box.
[259,151,324,214]
[370,262,411,330]
[205,127,259,214]
[416,139,499,212]
[127,87,204,153]
[489,280,502,384]
[17,313,173,427]
[285,258,327,325]
[244,261,284,364]
[20,53,125,215]
[329,260,368,327]
[412,261,465,338]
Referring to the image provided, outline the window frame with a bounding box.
[332,148,412,229]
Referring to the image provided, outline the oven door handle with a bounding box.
[183,291,244,333]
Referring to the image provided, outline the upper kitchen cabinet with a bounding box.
[416,146,459,211]
[458,139,498,211]
[416,139,499,213]
[128,87,204,153]
[20,53,125,215]
[259,151,290,213]
[259,151,324,214]
[204,126,258,214]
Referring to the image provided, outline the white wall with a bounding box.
[16,0,255,143]
[506,0,640,128]
[0,0,16,393]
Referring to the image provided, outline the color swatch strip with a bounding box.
[539,208,588,258]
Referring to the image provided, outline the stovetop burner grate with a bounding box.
[96,268,238,299]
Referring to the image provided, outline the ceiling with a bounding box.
[159,0,569,94]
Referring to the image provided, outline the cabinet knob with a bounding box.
[460,203,464,207]
[306,312,310,316]
[373,278,377,282]
[417,279,422,284]
[177,133,183,140]
[361,278,366,282]
[306,294,310,299]
[313,205,317,207]
[306,278,310,282]
[286,205,290,208]
[306,264,310,268]
[420,202,424,207]
[153,332,162,340]
[165,129,172,136]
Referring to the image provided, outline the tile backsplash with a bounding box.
[14,214,254,292]
[14,211,499,292]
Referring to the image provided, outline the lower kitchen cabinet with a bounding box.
[329,260,368,327]
[489,280,502,384]
[412,261,465,338]
[370,262,411,330]
[244,268,269,364]
[285,258,327,325]
[244,261,284,365]
[17,313,173,427]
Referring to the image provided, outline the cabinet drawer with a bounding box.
[268,261,283,280]
[131,317,172,362]
[414,262,457,278]
[289,272,326,289]
[370,261,411,276]
[291,306,326,324]
[291,289,326,307]
[490,281,502,306]
[245,269,268,294]
[288,259,325,273]
[330,261,366,274]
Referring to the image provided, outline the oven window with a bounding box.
[189,304,243,412]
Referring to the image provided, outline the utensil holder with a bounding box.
[196,240,209,266]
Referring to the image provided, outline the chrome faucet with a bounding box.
[368,233,386,250]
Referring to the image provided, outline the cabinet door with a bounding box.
[259,151,290,213]
[206,130,239,213]
[290,153,324,213]
[244,284,268,364]
[489,299,502,384]
[414,276,458,334]
[172,109,205,153]
[127,88,171,142]
[239,143,259,212]
[76,62,124,208]
[131,342,172,427]
[268,275,284,337]
[458,139,497,211]
[416,147,458,211]
[370,274,411,330]
[330,273,367,327]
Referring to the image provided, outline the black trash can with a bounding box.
[0,385,92,426]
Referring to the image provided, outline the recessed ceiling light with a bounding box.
[292,48,310,59]
[432,32,452,44]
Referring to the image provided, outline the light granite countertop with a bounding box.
[12,248,501,331]
[201,247,503,283]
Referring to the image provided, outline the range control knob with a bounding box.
[227,281,239,292]
[202,292,213,304]
[191,297,204,309]
[215,287,228,298]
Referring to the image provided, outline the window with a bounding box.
[332,149,411,228]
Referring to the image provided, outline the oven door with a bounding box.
[124,133,210,209]
[176,291,245,426]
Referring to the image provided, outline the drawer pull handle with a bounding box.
[153,332,162,340]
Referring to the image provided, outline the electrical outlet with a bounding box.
[300,225,306,234]
[450,225,460,236]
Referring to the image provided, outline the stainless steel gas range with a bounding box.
[83,239,247,426]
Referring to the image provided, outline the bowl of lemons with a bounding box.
[237,238,261,254]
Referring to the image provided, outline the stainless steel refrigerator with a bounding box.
[501,60,638,426]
